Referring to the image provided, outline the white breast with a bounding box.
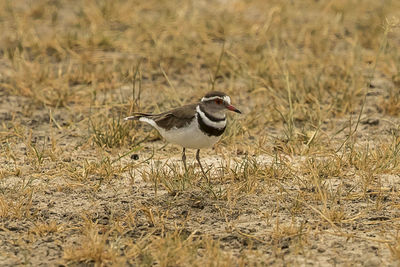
[140,116,221,149]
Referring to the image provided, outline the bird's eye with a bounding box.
[215,99,223,104]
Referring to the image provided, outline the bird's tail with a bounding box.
[123,112,155,121]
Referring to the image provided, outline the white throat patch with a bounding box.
[196,105,226,129]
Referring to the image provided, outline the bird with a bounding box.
[124,91,241,179]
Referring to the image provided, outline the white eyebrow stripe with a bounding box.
[223,96,231,104]
[201,95,231,104]
[201,96,223,102]
[196,105,226,129]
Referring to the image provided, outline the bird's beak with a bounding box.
[225,103,241,114]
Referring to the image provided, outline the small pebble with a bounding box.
[131,154,139,160]
[364,257,381,267]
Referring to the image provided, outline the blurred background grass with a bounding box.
[1,0,399,146]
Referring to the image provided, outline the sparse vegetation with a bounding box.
[0,0,400,265]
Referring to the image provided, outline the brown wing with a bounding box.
[153,104,197,130]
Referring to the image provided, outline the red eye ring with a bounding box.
[215,99,223,104]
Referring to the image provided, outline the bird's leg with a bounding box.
[196,149,209,182]
[182,148,188,173]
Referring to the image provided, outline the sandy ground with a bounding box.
[0,74,400,266]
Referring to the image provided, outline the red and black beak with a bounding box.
[225,103,241,114]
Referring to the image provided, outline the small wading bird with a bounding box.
[124,91,241,179]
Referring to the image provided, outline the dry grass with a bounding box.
[1,0,400,265]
